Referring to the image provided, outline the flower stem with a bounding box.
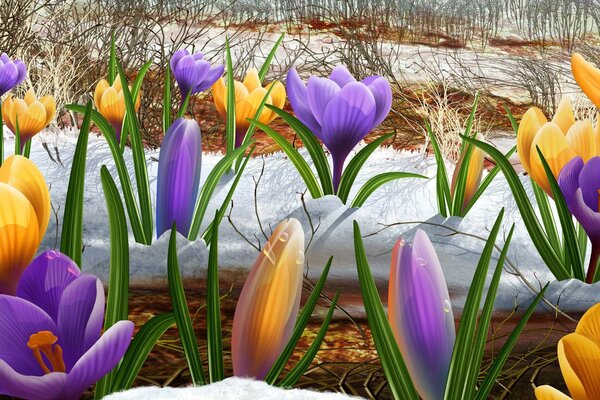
[332,154,345,194]
[587,244,600,283]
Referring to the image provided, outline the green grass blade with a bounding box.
[95,165,130,399]
[206,211,224,382]
[461,135,570,280]
[532,180,561,253]
[350,172,427,208]
[163,64,172,135]
[14,118,20,156]
[108,32,117,85]
[177,89,192,119]
[119,60,151,154]
[474,284,548,400]
[354,221,420,399]
[111,313,175,391]
[225,37,236,154]
[167,227,206,385]
[252,118,323,198]
[450,141,475,216]
[202,147,254,245]
[65,104,147,244]
[464,225,515,398]
[277,292,340,388]
[536,146,584,280]
[265,257,333,384]
[445,209,504,400]
[117,61,153,243]
[504,105,519,135]
[60,101,92,266]
[338,133,394,203]
[258,33,284,81]
[267,104,334,195]
[23,139,31,158]
[578,223,588,265]
[187,142,252,241]
[425,121,451,217]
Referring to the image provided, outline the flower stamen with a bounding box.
[27,331,65,374]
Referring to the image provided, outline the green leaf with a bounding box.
[445,209,504,400]
[60,101,92,266]
[95,165,130,399]
[536,146,584,280]
[350,172,427,208]
[277,292,340,388]
[225,37,236,154]
[265,256,333,384]
[206,211,224,382]
[65,104,147,244]
[354,221,419,400]
[177,88,192,119]
[23,139,32,158]
[187,142,252,241]
[117,61,153,243]
[474,284,548,399]
[14,117,20,156]
[163,63,172,135]
[532,180,561,253]
[425,121,451,217]
[108,32,117,84]
[251,118,323,198]
[258,33,285,81]
[167,227,206,385]
[450,141,475,216]
[461,135,570,280]
[111,313,175,391]
[338,133,395,203]
[504,105,519,135]
[266,105,334,195]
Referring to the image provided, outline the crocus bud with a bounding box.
[450,133,484,213]
[232,218,305,379]
[170,49,223,104]
[94,78,141,143]
[155,118,202,238]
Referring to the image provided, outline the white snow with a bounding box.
[12,130,600,315]
[104,377,362,400]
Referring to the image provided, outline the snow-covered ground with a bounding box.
[14,129,600,316]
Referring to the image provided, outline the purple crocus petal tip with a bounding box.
[286,68,322,137]
[364,76,392,128]
[578,156,600,212]
[0,360,67,400]
[329,65,356,88]
[171,49,221,97]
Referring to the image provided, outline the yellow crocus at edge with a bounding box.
[2,89,56,147]
[0,155,50,295]
[212,68,286,147]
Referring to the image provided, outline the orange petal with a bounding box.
[0,182,39,295]
[12,100,47,143]
[572,53,600,109]
[94,79,109,110]
[534,385,573,400]
[265,81,286,124]
[561,333,600,400]
[23,89,36,106]
[236,88,270,129]
[0,155,50,244]
[558,338,588,400]
[576,303,600,347]
[566,120,595,162]
[552,97,575,135]
[231,218,305,379]
[517,107,547,176]
[100,87,125,127]
[450,133,484,212]
[243,68,261,92]
[39,96,56,127]
[2,96,15,133]
[530,122,577,196]
[211,78,226,118]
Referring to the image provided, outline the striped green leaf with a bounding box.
[225,38,236,154]
[206,210,224,383]
[163,63,172,135]
[351,172,427,208]
[426,121,451,217]
[258,33,285,81]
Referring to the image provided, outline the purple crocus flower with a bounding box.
[0,250,134,400]
[388,229,455,400]
[286,65,392,191]
[156,117,202,238]
[0,53,26,96]
[170,49,224,104]
[558,156,600,283]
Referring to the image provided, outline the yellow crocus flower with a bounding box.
[0,155,50,294]
[93,78,141,142]
[2,89,55,147]
[450,133,485,214]
[212,68,286,147]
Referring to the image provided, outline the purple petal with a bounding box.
[195,64,224,92]
[57,275,105,371]
[559,157,584,207]
[578,157,600,212]
[192,52,204,61]
[0,360,68,400]
[65,320,134,400]
[16,250,81,322]
[286,68,322,136]
[14,60,26,86]
[307,76,341,125]
[0,53,9,64]
[569,188,600,243]
[329,65,356,87]
[365,76,392,128]
[156,118,202,237]
[0,62,18,96]
[0,295,58,376]
[173,55,200,96]
[170,49,190,73]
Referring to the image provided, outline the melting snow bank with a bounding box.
[16,131,600,314]
[104,377,362,400]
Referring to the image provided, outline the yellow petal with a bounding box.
[2,96,15,133]
[450,133,484,212]
[236,88,269,130]
[572,53,600,109]
[535,385,573,400]
[576,303,600,347]
[558,338,589,400]
[112,78,123,92]
[100,87,125,128]
[23,89,36,106]
[94,79,109,110]
[243,68,261,92]
[530,122,577,196]
[561,333,600,400]
[212,78,226,118]
[0,182,39,295]
[40,96,56,127]
[0,155,50,244]
[265,81,286,124]
[12,100,47,143]
[517,107,548,176]
[566,120,595,162]
[552,97,575,135]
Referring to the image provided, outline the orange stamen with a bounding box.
[27,331,66,374]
